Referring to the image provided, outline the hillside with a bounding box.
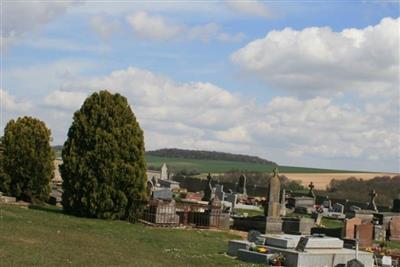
[146,148,277,165]
[0,204,249,267]
[145,155,354,174]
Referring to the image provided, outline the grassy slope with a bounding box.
[146,155,354,173]
[0,204,254,267]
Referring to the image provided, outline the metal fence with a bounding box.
[141,200,229,229]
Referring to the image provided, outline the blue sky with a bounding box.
[1,1,399,172]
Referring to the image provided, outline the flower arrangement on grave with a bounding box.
[249,243,269,254]
[269,253,286,266]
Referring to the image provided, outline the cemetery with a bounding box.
[1,160,400,266]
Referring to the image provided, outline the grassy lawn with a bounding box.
[0,204,258,267]
[321,217,344,228]
[146,155,352,173]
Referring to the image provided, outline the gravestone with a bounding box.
[215,184,225,202]
[152,188,173,200]
[356,223,373,249]
[265,167,282,234]
[323,196,332,210]
[226,193,237,212]
[202,173,213,201]
[236,174,247,196]
[389,216,400,241]
[333,203,345,213]
[299,217,315,235]
[308,182,316,199]
[374,225,386,241]
[392,193,400,213]
[344,217,362,239]
[227,240,251,256]
[366,189,378,212]
[295,236,309,252]
[247,230,262,242]
[161,163,168,180]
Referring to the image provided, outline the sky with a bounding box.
[1,0,399,172]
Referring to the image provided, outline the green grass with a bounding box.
[146,155,354,174]
[321,217,344,228]
[0,204,258,267]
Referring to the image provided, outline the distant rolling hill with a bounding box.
[53,146,356,173]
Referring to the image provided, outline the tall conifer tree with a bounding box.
[2,117,54,202]
[61,90,147,221]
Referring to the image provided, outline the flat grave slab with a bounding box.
[227,240,251,257]
[236,249,271,264]
[264,234,343,249]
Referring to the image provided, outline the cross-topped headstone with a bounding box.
[308,182,316,199]
[202,173,213,201]
[367,189,378,212]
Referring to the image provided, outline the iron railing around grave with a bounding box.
[141,200,230,229]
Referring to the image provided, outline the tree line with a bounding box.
[0,90,147,222]
[146,148,277,165]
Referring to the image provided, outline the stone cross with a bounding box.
[202,173,213,201]
[308,182,316,199]
[236,174,247,195]
[161,163,168,180]
[367,189,378,212]
[265,167,281,218]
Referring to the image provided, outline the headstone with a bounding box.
[344,217,362,239]
[333,203,345,213]
[382,256,392,267]
[265,167,282,234]
[247,230,262,242]
[373,225,386,241]
[367,189,378,212]
[202,173,213,201]
[146,180,154,197]
[160,163,168,180]
[299,217,315,235]
[295,236,309,252]
[227,240,251,256]
[236,174,247,195]
[389,216,400,241]
[226,193,238,212]
[152,188,173,200]
[323,196,332,210]
[357,223,373,249]
[308,181,316,199]
[265,167,281,218]
[215,184,225,202]
[392,193,400,213]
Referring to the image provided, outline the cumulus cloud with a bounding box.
[2,1,79,49]
[1,89,32,112]
[231,17,399,98]
[44,66,399,172]
[125,11,244,42]
[225,0,272,18]
[44,90,87,110]
[90,16,122,39]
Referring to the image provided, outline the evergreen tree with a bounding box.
[61,90,147,221]
[2,117,54,202]
[0,136,9,193]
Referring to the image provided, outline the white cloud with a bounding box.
[125,11,244,42]
[126,11,183,40]
[225,0,272,18]
[2,1,79,49]
[0,89,32,112]
[44,90,87,110]
[43,66,399,172]
[231,17,399,98]
[90,16,121,39]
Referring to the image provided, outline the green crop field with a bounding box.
[0,204,257,267]
[145,155,354,174]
